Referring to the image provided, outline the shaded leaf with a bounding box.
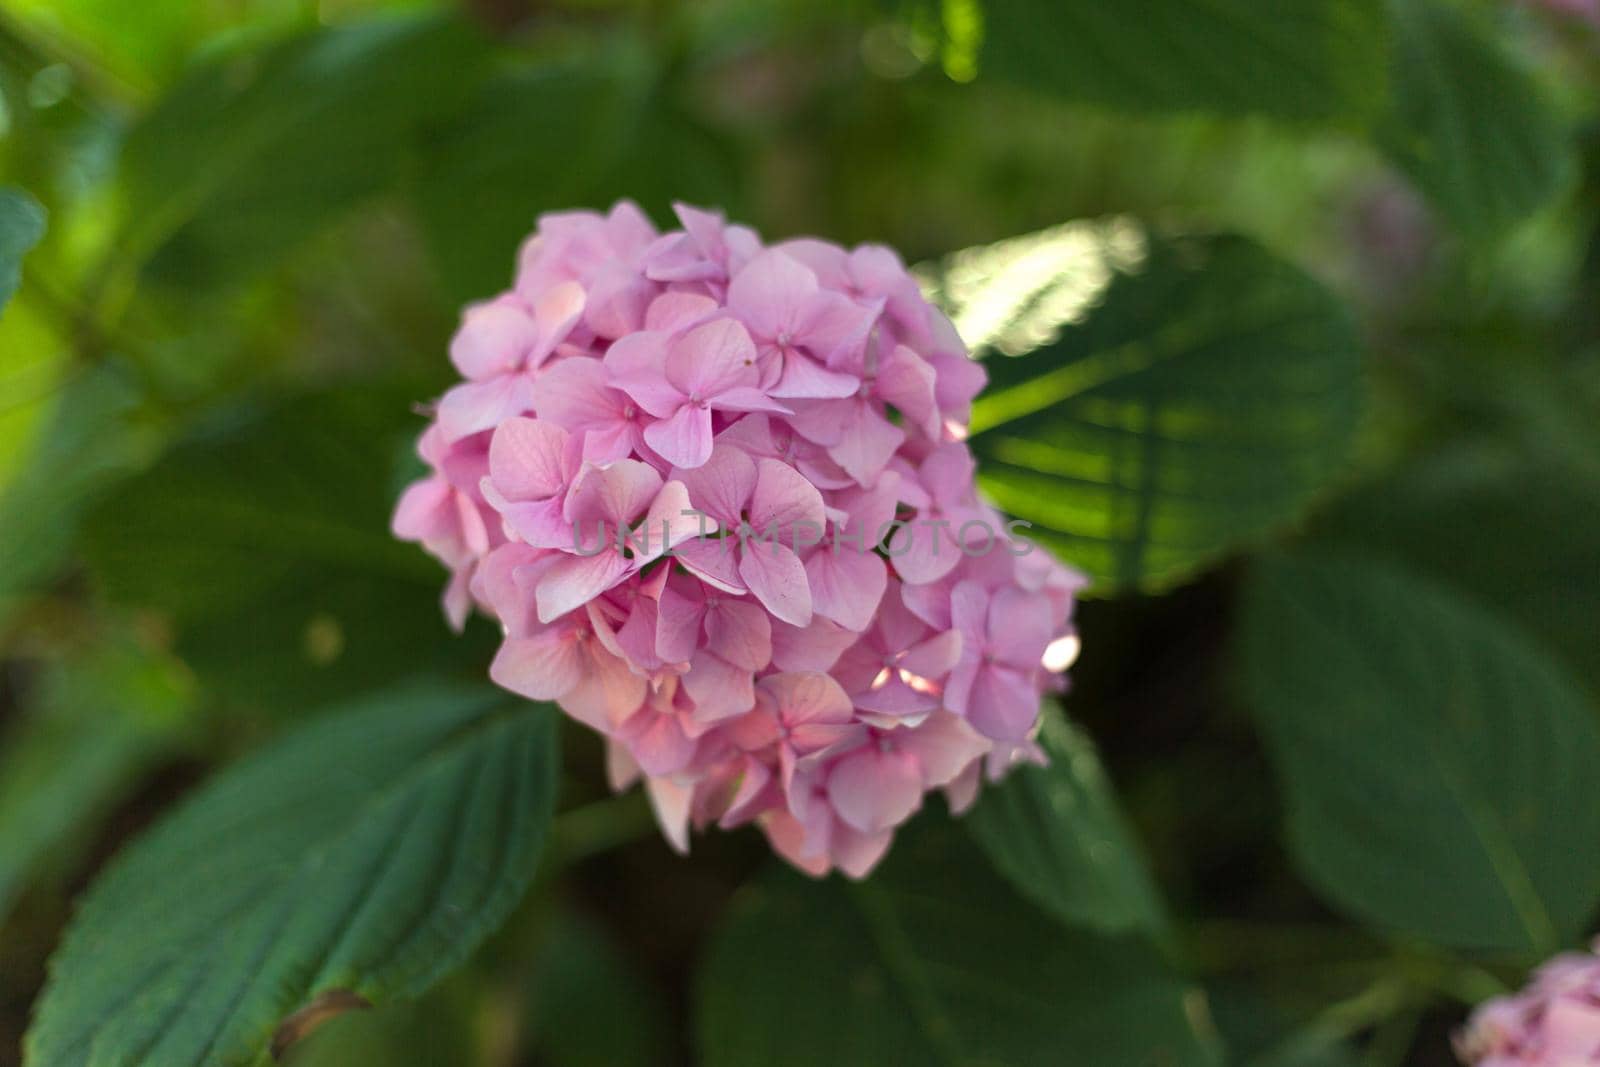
[26,682,559,1067]
[0,361,165,621]
[80,387,490,709]
[0,185,45,312]
[934,223,1364,592]
[0,635,194,919]
[1240,553,1600,954]
[119,12,491,287]
[698,818,1219,1067]
[974,0,1388,122]
[967,706,1166,936]
[1316,444,1600,695]
[1378,0,1575,236]
[525,910,672,1067]
[410,50,739,304]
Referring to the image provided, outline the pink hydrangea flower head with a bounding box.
[1457,941,1600,1065]
[394,201,1086,878]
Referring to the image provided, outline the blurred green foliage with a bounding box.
[1,0,1598,1064]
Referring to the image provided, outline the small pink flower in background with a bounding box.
[394,200,1086,878]
[1522,0,1600,28]
[1457,941,1600,1065]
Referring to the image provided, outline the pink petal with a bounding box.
[645,291,719,332]
[535,550,632,623]
[769,353,861,400]
[528,280,587,368]
[392,477,452,542]
[831,824,894,880]
[704,597,773,671]
[436,374,535,443]
[646,775,694,854]
[488,416,571,500]
[770,616,859,672]
[638,479,705,561]
[896,711,989,786]
[619,710,696,776]
[666,318,760,399]
[804,547,886,632]
[920,442,979,508]
[827,403,905,486]
[683,651,756,722]
[561,645,647,733]
[672,442,757,526]
[738,541,813,627]
[719,757,775,827]
[727,249,817,338]
[489,628,583,700]
[450,300,540,379]
[901,628,963,680]
[827,747,924,833]
[886,520,962,585]
[654,577,707,663]
[710,386,790,415]
[643,405,714,469]
[796,289,879,367]
[876,344,941,437]
[532,358,623,432]
[565,459,663,529]
[605,331,681,417]
[763,811,832,877]
[759,671,853,725]
[485,492,570,550]
[749,457,827,534]
[988,585,1054,666]
[582,263,652,340]
[672,535,746,595]
[964,663,1041,742]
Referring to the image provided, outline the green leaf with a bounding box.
[287,976,482,1067]
[0,186,45,312]
[966,706,1167,936]
[410,50,739,304]
[80,387,490,709]
[0,361,165,621]
[1240,553,1600,954]
[0,635,194,920]
[118,12,491,287]
[698,819,1219,1067]
[26,682,559,1067]
[937,223,1364,592]
[973,0,1388,122]
[1316,445,1600,695]
[1377,0,1575,236]
[525,910,672,1067]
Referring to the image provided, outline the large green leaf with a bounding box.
[26,683,559,1067]
[935,223,1364,592]
[0,185,45,312]
[1240,553,1600,954]
[972,0,1388,122]
[1316,445,1600,695]
[80,388,489,709]
[966,706,1166,936]
[117,12,491,287]
[409,51,739,304]
[1377,0,1574,236]
[698,819,1219,1067]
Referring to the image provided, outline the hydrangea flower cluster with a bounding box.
[1457,942,1600,1066]
[393,201,1084,877]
